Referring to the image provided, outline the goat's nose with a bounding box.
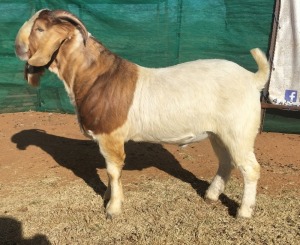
[15,44,22,55]
[15,43,29,60]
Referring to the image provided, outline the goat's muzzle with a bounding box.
[15,43,29,61]
[24,63,45,87]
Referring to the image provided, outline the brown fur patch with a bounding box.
[99,132,126,166]
[76,50,138,134]
[23,10,138,135]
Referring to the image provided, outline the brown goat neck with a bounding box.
[53,36,139,135]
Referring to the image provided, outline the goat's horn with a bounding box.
[52,10,89,45]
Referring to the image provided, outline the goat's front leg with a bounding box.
[97,134,125,219]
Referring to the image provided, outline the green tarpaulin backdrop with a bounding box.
[0,0,299,133]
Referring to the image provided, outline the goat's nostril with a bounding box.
[15,43,29,60]
[15,44,23,55]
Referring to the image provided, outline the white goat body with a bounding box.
[127,57,265,145]
[15,9,269,219]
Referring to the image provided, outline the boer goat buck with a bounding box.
[15,9,269,219]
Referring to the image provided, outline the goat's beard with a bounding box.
[24,63,45,87]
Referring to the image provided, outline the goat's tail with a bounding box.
[250,48,270,90]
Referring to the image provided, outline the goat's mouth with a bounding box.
[21,47,58,87]
[24,63,45,87]
[15,43,44,87]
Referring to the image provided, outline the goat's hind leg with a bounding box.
[97,134,125,219]
[205,135,233,202]
[236,152,260,218]
[219,135,260,218]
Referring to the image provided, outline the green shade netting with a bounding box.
[2,0,299,134]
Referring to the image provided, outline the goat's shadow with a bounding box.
[0,216,50,244]
[11,129,238,216]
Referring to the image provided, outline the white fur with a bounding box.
[15,10,269,219]
[105,163,124,217]
[119,50,268,218]
[127,60,261,144]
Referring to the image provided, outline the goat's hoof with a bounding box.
[204,192,219,203]
[237,207,253,218]
[204,197,216,204]
[105,210,121,220]
[106,212,114,220]
[105,202,122,220]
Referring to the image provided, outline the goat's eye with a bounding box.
[36,27,44,32]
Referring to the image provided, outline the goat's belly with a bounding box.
[130,131,209,145]
[161,132,209,145]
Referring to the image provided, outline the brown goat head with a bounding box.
[15,9,89,85]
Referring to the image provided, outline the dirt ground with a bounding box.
[0,112,299,244]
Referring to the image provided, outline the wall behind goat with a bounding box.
[0,0,274,113]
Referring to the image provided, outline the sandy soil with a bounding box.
[0,112,299,244]
[0,111,299,196]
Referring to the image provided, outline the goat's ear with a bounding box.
[28,28,68,67]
